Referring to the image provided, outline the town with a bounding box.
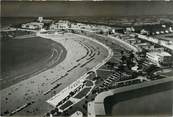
[1,16,173,117]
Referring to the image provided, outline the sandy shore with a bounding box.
[0,32,110,116]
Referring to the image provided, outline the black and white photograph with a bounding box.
[1,1,173,117]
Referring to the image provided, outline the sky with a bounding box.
[1,1,173,17]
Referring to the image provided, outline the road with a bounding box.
[0,32,111,116]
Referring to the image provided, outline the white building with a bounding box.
[22,22,44,30]
[169,27,173,32]
[146,51,172,67]
[136,43,151,50]
[156,31,160,35]
[56,20,70,29]
[140,29,149,35]
[49,23,58,30]
[38,17,43,23]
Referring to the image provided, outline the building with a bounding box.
[136,43,151,50]
[56,20,70,29]
[49,24,58,30]
[38,17,43,23]
[22,22,44,30]
[146,51,172,67]
[140,29,149,35]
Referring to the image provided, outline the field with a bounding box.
[74,87,91,99]
[1,36,67,89]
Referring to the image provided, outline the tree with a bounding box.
[99,30,104,34]
[145,64,160,78]
[121,55,127,64]
[118,62,125,72]
[129,50,135,61]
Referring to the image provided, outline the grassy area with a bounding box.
[85,80,93,87]
[74,87,91,99]
[59,101,73,110]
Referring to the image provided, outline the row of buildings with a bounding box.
[119,34,172,67]
[20,17,173,68]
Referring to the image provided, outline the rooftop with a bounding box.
[147,51,171,57]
